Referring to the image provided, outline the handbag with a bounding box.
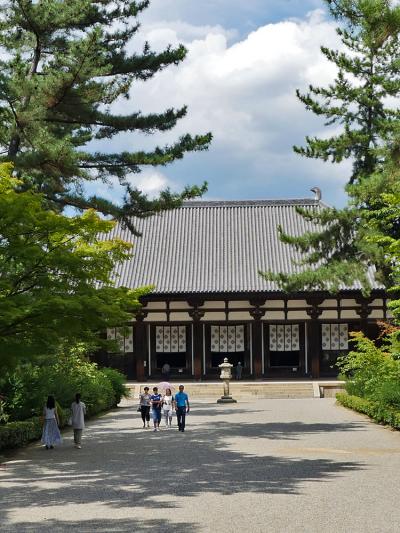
[137,405,142,412]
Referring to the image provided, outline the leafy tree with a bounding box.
[0,163,148,371]
[294,0,400,185]
[0,0,212,233]
[262,0,400,292]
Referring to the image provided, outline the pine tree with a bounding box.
[0,1,212,232]
[262,0,400,293]
[294,0,400,185]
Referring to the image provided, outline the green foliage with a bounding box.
[0,163,148,369]
[0,416,43,451]
[295,0,400,185]
[336,331,400,398]
[100,367,130,404]
[336,330,400,418]
[336,393,400,429]
[261,0,400,293]
[1,349,127,424]
[0,0,211,230]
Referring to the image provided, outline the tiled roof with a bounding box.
[104,199,381,294]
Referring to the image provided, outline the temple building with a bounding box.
[96,196,389,381]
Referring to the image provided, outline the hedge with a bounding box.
[0,407,69,452]
[0,383,127,453]
[336,392,400,430]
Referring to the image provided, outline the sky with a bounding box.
[93,0,353,207]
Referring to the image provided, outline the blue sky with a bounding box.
[92,0,352,207]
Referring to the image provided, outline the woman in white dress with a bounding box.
[71,393,86,449]
[41,395,62,449]
[162,388,175,428]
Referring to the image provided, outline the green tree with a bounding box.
[0,0,211,232]
[262,0,400,292]
[295,0,400,185]
[0,163,148,371]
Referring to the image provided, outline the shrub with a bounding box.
[100,368,130,405]
[0,417,42,451]
[1,351,127,423]
[0,406,70,452]
[336,393,400,430]
[337,331,400,404]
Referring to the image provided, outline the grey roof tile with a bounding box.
[103,199,382,294]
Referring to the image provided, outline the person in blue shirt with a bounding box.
[150,387,162,432]
[174,385,190,432]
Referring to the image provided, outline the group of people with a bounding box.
[139,384,190,432]
[40,384,190,451]
[41,393,86,450]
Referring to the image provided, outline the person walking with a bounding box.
[139,386,151,429]
[175,385,190,432]
[162,388,175,428]
[235,362,243,380]
[150,386,162,432]
[41,395,62,450]
[71,393,86,449]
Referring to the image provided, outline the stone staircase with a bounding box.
[127,381,328,400]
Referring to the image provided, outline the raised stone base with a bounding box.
[217,396,237,404]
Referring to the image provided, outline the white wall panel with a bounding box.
[320,299,338,307]
[229,300,251,309]
[320,310,339,319]
[145,302,166,310]
[287,300,308,308]
[144,313,167,322]
[228,311,251,320]
[203,312,226,321]
[287,310,309,320]
[204,301,225,309]
[169,301,191,309]
[340,310,358,319]
[266,311,285,320]
[263,300,284,308]
[169,312,191,321]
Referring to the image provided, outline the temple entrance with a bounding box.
[264,323,305,377]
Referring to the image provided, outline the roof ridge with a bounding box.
[181,199,321,207]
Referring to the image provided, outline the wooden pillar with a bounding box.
[306,301,322,378]
[189,308,204,380]
[356,297,372,336]
[250,305,266,379]
[134,311,147,381]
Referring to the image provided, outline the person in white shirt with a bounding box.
[162,388,175,428]
[71,393,86,449]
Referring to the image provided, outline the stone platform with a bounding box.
[128,380,345,400]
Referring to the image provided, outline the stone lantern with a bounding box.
[217,358,237,404]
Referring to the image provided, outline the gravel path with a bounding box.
[1,397,399,533]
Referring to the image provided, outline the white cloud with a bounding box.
[87,170,173,206]
[95,9,351,205]
[130,169,172,197]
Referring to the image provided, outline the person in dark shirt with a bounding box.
[175,385,190,432]
[150,387,162,432]
[235,362,243,380]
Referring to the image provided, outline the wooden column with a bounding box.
[250,304,266,379]
[356,297,372,336]
[306,301,322,378]
[188,309,205,380]
[134,311,147,381]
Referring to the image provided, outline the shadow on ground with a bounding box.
[0,403,366,532]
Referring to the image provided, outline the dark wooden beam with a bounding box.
[306,304,322,378]
[189,308,205,380]
[250,306,266,378]
[134,310,148,381]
